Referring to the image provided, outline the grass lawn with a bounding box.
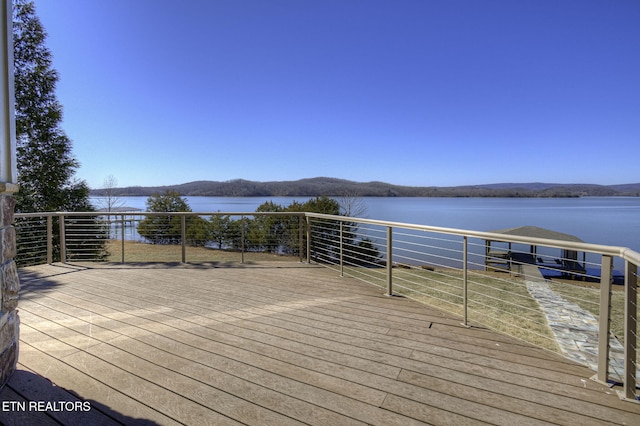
[104,240,300,264]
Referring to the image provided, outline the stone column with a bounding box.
[0,0,19,389]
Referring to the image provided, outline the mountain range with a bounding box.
[90,177,640,198]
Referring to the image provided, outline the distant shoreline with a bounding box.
[89,177,640,198]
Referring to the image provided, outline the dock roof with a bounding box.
[488,226,584,243]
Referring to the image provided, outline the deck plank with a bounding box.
[396,369,622,425]
[1,262,639,425]
[20,292,389,408]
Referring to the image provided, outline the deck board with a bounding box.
[2,262,640,425]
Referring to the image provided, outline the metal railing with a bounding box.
[304,212,639,403]
[15,211,306,265]
[14,210,640,402]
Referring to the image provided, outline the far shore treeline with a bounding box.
[90,177,640,198]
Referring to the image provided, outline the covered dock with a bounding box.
[484,226,588,279]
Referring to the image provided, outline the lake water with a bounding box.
[92,196,640,253]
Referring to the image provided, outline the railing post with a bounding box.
[120,214,125,263]
[339,221,344,276]
[58,214,66,263]
[241,215,245,264]
[181,215,186,263]
[306,216,311,264]
[298,214,303,262]
[620,260,638,401]
[596,255,613,384]
[46,215,52,264]
[386,226,393,296]
[462,236,468,326]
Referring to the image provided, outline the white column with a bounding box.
[0,0,16,186]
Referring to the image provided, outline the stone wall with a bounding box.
[0,192,19,388]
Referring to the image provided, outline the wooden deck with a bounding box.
[1,262,639,425]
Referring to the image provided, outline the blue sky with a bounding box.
[34,0,639,189]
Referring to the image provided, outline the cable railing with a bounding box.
[305,212,639,403]
[15,211,306,265]
[13,210,640,402]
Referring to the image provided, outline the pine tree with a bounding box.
[12,0,106,263]
[12,0,92,213]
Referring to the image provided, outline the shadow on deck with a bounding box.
[1,262,639,425]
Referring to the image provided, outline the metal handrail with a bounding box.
[304,212,639,402]
[14,210,640,264]
[13,210,640,402]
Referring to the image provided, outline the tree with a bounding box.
[137,190,208,246]
[226,216,251,251]
[98,175,124,212]
[288,196,340,262]
[13,0,105,263]
[248,201,285,253]
[337,191,367,218]
[335,191,376,265]
[185,216,210,247]
[300,196,340,216]
[138,191,190,244]
[209,212,231,249]
[286,196,379,265]
[95,174,124,241]
[13,0,92,213]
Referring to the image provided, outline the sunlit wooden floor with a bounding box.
[1,262,639,425]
